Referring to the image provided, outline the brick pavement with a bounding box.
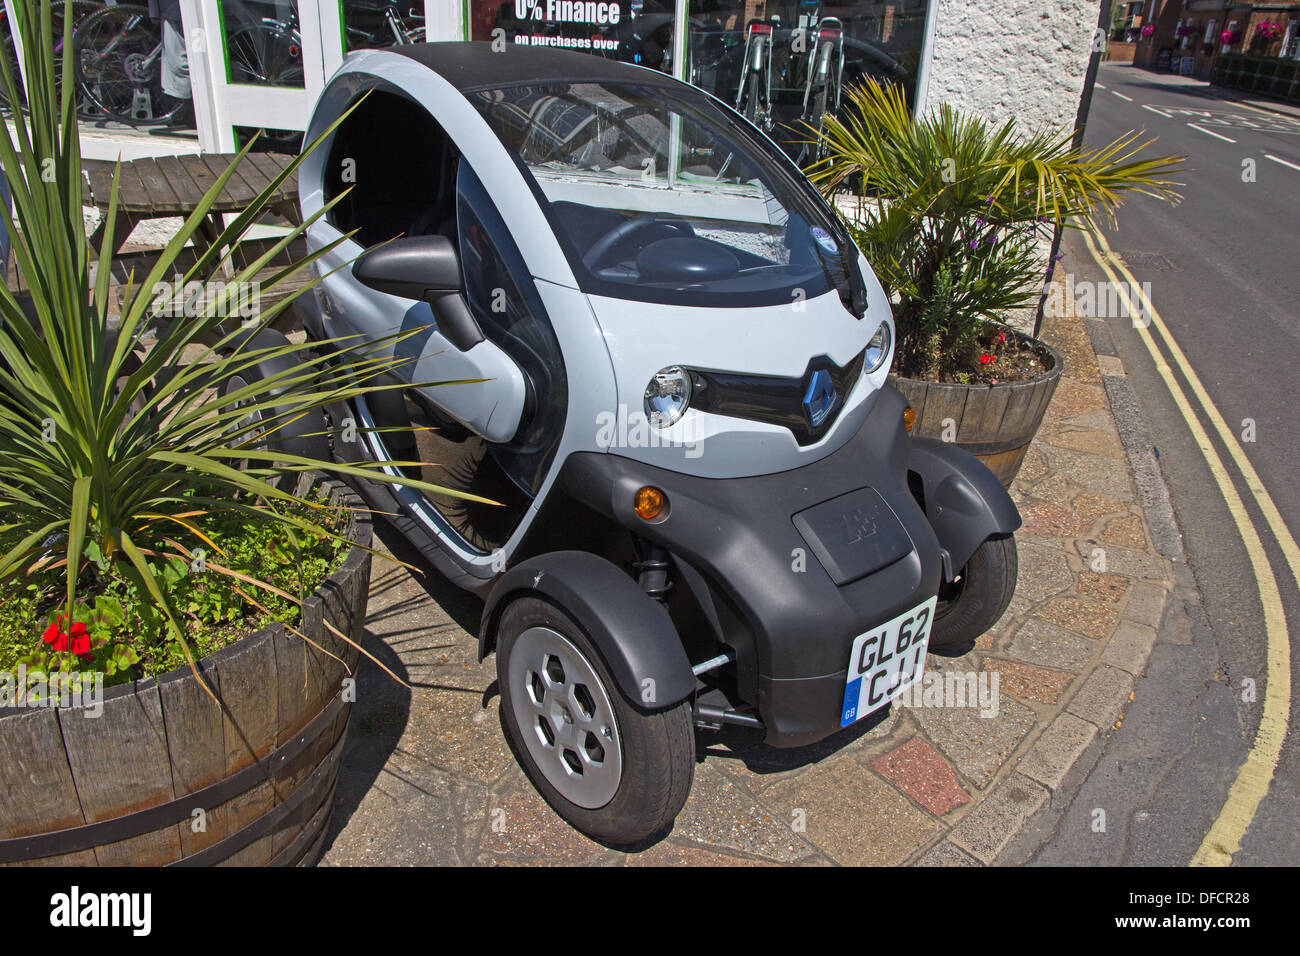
[319,275,1175,867]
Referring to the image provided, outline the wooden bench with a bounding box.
[80,151,302,261]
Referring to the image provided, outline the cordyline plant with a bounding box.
[0,0,488,688]
[802,80,1184,381]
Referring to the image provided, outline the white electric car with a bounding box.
[265,42,1021,846]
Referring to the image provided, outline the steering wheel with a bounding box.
[582,214,693,271]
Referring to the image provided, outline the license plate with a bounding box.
[840,596,937,726]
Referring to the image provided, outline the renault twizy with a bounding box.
[273,42,1021,846]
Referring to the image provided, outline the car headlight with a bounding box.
[644,366,692,428]
[864,321,892,373]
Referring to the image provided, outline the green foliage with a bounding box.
[0,0,490,686]
[0,494,344,685]
[802,80,1184,381]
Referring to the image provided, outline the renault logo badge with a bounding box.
[802,369,838,428]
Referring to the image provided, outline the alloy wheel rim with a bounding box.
[508,626,622,809]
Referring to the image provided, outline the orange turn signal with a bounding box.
[903,406,916,433]
[634,486,666,521]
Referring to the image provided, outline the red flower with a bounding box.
[42,615,69,652]
[993,331,1008,345]
[980,354,996,365]
[70,622,91,658]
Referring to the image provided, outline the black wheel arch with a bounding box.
[478,550,696,712]
[906,436,1021,577]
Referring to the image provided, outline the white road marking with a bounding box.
[1142,104,1173,118]
[1111,90,1133,102]
[1095,83,1106,89]
[1265,153,1300,171]
[1188,123,1237,143]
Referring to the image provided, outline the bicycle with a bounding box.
[735,17,779,133]
[343,0,425,50]
[0,0,103,115]
[796,16,845,164]
[75,3,186,125]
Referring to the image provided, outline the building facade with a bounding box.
[1134,0,1300,78]
[3,0,1106,158]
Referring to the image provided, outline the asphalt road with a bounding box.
[1007,62,1300,866]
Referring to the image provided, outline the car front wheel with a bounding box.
[496,596,694,847]
[928,534,1018,656]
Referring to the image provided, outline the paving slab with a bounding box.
[1066,666,1135,730]
[317,268,1174,867]
[949,774,1050,864]
[1005,619,1099,673]
[1017,713,1099,792]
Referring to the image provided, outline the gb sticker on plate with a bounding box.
[840,596,937,726]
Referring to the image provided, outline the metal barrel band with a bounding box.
[169,727,348,867]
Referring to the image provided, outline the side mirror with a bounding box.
[352,235,483,351]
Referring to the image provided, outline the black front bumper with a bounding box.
[560,386,947,748]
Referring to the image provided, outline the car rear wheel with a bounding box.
[928,534,1018,656]
[217,330,330,467]
[496,596,694,847]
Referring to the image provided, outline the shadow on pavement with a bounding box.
[695,704,892,774]
[318,517,486,857]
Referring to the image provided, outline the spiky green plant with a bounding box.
[802,80,1184,380]
[0,0,487,683]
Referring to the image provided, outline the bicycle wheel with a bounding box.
[741,69,761,127]
[807,83,829,160]
[1,1,103,115]
[226,20,304,88]
[75,3,185,126]
[0,21,17,112]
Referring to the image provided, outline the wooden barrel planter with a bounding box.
[0,478,371,866]
[890,334,1063,488]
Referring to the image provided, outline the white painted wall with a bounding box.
[918,0,1099,135]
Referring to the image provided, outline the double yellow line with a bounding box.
[1080,225,1296,866]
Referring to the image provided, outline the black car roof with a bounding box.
[393,41,678,93]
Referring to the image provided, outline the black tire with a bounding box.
[218,330,330,465]
[928,534,1018,656]
[742,69,761,126]
[496,596,694,847]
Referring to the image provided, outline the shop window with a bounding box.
[341,0,427,52]
[467,1,932,162]
[218,0,305,89]
[468,0,676,72]
[688,1,924,159]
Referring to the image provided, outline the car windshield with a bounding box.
[468,79,858,309]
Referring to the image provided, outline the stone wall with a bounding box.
[921,0,1101,137]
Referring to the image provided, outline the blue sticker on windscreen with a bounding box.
[812,226,838,254]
